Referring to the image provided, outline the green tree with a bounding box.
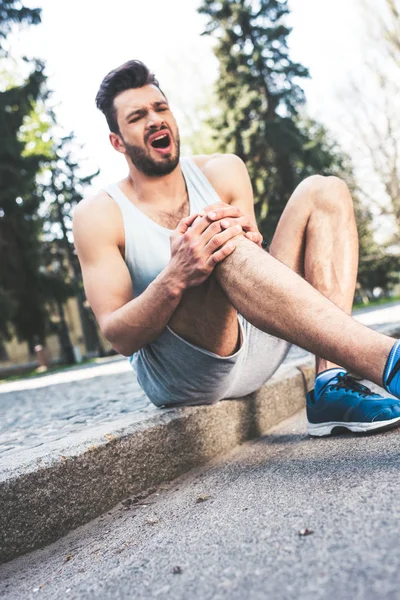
[0,0,41,55]
[0,61,52,350]
[0,2,81,363]
[0,1,51,355]
[198,0,350,240]
[39,136,104,356]
[41,239,77,364]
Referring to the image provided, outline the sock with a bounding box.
[383,340,400,397]
[314,368,346,400]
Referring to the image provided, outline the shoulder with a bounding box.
[191,153,251,204]
[73,189,118,220]
[73,188,124,249]
[192,153,246,177]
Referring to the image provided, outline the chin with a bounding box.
[149,156,180,177]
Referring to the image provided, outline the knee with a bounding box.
[216,232,255,257]
[322,175,351,196]
[311,175,354,216]
[214,233,262,279]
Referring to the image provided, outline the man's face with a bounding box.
[112,85,180,177]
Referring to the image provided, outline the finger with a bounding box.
[220,215,253,231]
[198,202,229,217]
[204,205,242,221]
[198,219,224,246]
[204,225,243,255]
[190,215,203,228]
[206,241,236,267]
[190,214,221,237]
[245,231,263,246]
[245,231,263,247]
[175,213,198,234]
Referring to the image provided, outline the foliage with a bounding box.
[180,91,220,156]
[0,0,41,54]
[40,136,99,245]
[358,253,400,300]
[0,2,79,361]
[198,0,349,240]
[339,0,400,245]
[0,61,54,345]
[0,2,102,361]
[38,137,104,355]
[19,99,54,159]
[197,0,397,299]
[0,2,53,348]
[352,179,400,299]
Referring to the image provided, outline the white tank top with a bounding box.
[103,157,221,297]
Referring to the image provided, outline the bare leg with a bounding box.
[169,277,240,357]
[169,175,394,385]
[268,175,358,374]
[214,235,393,387]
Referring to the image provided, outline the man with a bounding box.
[73,60,400,437]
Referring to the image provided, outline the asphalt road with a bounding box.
[2,407,400,600]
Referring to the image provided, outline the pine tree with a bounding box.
[0,0,41,55]
[39,136,104,356]
[0,61,51,349]
[198,0,348,240]
[0,1,48,351]
[0,2,79,362]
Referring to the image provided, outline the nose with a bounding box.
[147,110,164,129]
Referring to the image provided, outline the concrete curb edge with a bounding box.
[0,360,322,563]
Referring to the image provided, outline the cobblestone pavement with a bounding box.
[0,358,153,457]
[0,304,398,458]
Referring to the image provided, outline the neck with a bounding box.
[125,160,186,206]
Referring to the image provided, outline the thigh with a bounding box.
[168,273,240,357]
[268,177,317,275]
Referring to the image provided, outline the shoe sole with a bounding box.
[308,416,400,437]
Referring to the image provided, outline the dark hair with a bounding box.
[95,60,164,134]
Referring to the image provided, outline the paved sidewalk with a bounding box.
[2,407,400,600]
[0,303,398,563]
[0,345,310,459]
[1,302,398,458]
[0,358,149,458]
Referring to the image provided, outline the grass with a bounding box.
[353,295,400,310]
[0,357,99,384]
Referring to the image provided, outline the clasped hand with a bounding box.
[169,202,262,289]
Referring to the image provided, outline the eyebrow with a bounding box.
[125,101,168,122]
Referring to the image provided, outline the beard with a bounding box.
[122,132,180,177]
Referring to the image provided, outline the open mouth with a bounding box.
[149,131,172,151]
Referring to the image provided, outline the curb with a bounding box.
[0,360,314,563]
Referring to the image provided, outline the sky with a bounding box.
[11,0,397,243]
[10,0,374,191]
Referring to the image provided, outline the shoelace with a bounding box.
[330,373,373,397]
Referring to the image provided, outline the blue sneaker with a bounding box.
[383,339,400,399]
[307,368,400,437]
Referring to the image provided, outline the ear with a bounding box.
[109,132,126,155]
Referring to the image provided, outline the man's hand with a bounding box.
[169,213,244,289]
[199,202,263,247]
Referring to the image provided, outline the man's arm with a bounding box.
[73,194,184,356]
[73,193,243,356]
[195,153,263,245]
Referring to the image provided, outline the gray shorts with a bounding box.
[130,315,291,407]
